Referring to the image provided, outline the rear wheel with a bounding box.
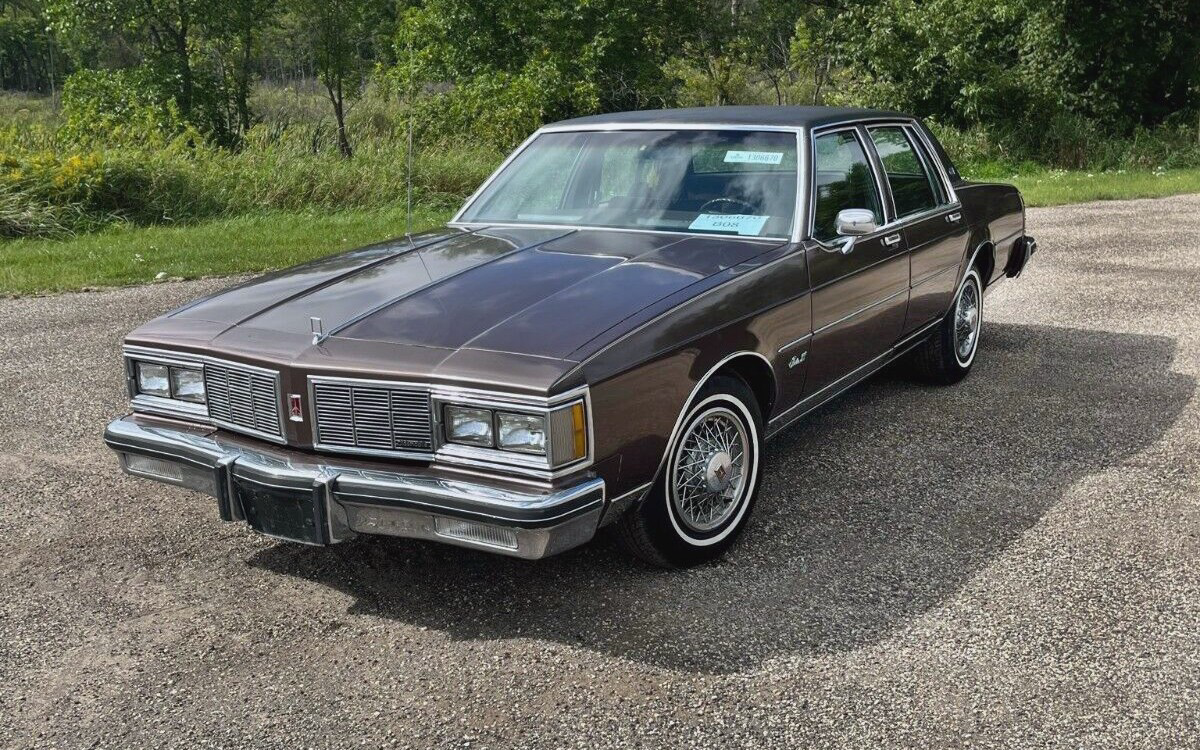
[909,267,983,384]
[616,375,764,568]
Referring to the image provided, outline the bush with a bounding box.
[59,68,191,147]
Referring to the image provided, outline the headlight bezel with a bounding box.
[435,390,590,473]
[125,349,210,420]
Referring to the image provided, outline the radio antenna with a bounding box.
[405,36,415,246]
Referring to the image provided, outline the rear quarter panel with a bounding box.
[957,182,1025,284]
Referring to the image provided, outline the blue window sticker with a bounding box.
[688,213,770,236]
[724,150,784,165]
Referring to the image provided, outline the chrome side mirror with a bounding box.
[833,209,878,254]
[836,208,878,236]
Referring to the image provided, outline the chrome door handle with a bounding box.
[946,212,962,223]
[882,233,901,247]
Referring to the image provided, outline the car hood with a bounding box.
[127,226,783,390]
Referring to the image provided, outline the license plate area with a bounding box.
[233,480,325,545]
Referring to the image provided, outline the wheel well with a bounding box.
[973,242,995,287]
[715,354,776,419]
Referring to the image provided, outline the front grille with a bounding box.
[204,362,283,439]
[312,381,433,453]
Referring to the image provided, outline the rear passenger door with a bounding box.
[803,126,910,398]
[865,124,968,335]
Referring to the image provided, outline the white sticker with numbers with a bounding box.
[688,213,770,236]
[723,150,784,165]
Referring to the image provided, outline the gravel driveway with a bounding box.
[3,195,1199,749]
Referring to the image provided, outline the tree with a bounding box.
[294,0,386,157]
[48,0,275,144]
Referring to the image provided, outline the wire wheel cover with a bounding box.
[955,277,981,364]
[670,406,750,533]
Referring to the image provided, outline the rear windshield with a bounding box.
[458,130,798,239]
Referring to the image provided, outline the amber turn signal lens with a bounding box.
[570,402,586,461]
[548,400,588,467]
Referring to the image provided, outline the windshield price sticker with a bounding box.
[689,213,770,236]
[724,150,784,165]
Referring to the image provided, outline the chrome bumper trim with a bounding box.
[104,415,605,559]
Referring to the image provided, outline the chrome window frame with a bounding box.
[449,123,807,244]
[806,117,961,247]
[124,344,287,445]
[307,375,594,481]
[864,122,949,220]
[807,124,892,248]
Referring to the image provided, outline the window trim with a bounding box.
[807,124,891,246]
[865,123,945,220]
[805,118,961,244]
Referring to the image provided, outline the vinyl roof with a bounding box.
[548,105,911,129]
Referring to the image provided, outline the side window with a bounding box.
[811,131,883,242]
[868,126,943,218]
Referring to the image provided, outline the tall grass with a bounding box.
[0,86,503,238]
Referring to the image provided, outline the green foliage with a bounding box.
[829,0,1200,162]
[0,87,503,237]
[58,67,190,145]
[0,15,66,92]
[395,0,678,147]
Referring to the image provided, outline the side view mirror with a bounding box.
[835,208,878,236]
[832,208,879,255]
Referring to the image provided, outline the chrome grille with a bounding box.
[312,381,433,453]
[204,362,283,439]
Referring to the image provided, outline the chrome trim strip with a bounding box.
[607,481,653,506]
[911,263,957,289]
[446,221,789,243]
[893,317,944,353]
[767,316,943,436]
[812,287,908,336]
[768,351,892,432]
[130,393,210,423]
[778,333,812,354]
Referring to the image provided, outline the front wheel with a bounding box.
[616,375,764,568]
[909,267,983,384]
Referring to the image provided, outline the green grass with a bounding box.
[3,167,1200,296]
[999,167,1200,207]
[0,204,451,295]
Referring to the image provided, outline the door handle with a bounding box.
[882,233,901,247]
[946,212,962,223]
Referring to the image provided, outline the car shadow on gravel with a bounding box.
[248,323,1193,674]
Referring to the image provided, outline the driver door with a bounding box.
[803,126,909,397]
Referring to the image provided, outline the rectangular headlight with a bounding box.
[169,366,206,403]
[136,362,170,398]
[496,412,547,455]
[445,405,493,447]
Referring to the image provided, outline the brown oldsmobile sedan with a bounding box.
[105,106,1036,567]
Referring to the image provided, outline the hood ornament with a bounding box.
[310,316,325,345]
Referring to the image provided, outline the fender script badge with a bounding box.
[788,351,808,369]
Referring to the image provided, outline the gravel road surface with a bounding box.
[3,195,1200,748]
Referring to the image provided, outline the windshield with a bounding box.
[458,130,798,239]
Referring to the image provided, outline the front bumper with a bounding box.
[104,415,605,559]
